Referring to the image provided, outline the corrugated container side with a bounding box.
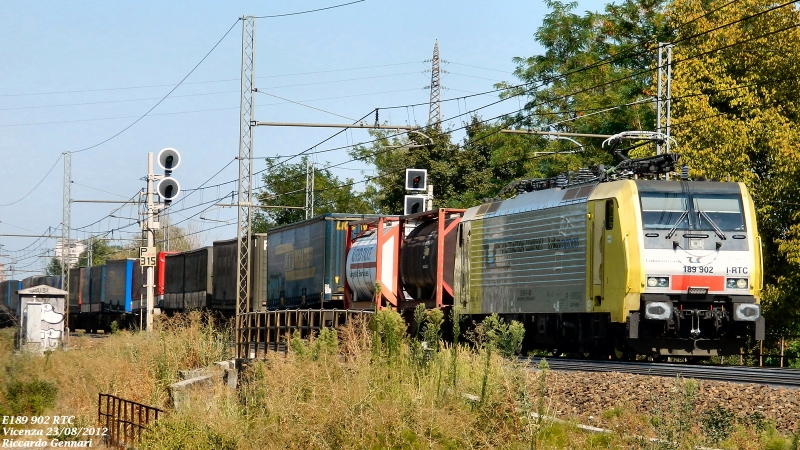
[252,234,268,312]
[105,260,134,312]
[324,219,350,302]
[90,266,105,313]
[267,219,325,308]
[68,268,81,313]
[131,259,143,312]
[12,281,21,316]
[267,215,372,310]
[80,269,91,313]
[0,281,12,321]
[164,253,185,310]
[156,251,178,299]
[212,239,236,311]
[183,247,211,310]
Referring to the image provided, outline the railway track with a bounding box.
[526,357,800,389]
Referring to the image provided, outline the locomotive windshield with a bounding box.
[639,192,746,231]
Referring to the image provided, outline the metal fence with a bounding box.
[236,309,374,359]
[97,393,164,448]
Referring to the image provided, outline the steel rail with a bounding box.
[525,357,800,389]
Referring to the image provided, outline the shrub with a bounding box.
[701,404,734,444]
[5,380,58,415]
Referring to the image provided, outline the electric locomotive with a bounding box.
[452,139,762,358]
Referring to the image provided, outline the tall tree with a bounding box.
[77,239,124,267]
[501,0,673,160]
[668,0,800,331]
[252,156,376,231]
[45,258,62,276]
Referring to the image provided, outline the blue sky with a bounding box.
[0,0,606,275]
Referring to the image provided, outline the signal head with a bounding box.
[404,195,427,216]
[405,168,427,191]
[157,177,181,204]
[158,148,181,172]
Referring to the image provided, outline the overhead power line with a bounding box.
[252,0,366,18]
[0,61,422,98]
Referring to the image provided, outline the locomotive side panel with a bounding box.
[585,180,643,323]
[464,188,592,314]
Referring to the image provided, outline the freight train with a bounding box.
[0,145,765,358]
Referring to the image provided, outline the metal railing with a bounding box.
[97,393,164,448]
[236,309,374,359]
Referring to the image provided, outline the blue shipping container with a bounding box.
[105,259,135,313]
[266,213,385,309]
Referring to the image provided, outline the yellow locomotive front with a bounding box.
[591,179,763,357]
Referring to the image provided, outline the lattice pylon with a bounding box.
[655,42,673,154]
[428,40,441,128]
[236,16,256,358]
[61,151,71,326]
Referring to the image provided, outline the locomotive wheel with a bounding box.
[612,338,634,361]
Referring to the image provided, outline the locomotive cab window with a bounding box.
[692,195,746,231]
[639,193,689,230]
[639,192,746,231]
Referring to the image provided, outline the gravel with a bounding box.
[543,370,800,432]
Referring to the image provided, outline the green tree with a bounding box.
[77,239,124,267]
[45,258,62,276]
[501,0,673,160]
[668,0,800,331]
[252,156,376,231]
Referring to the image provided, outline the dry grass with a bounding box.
[0,311,231,422]
[1,310,796,449]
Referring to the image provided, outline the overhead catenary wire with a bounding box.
[0,61,423,98]
[16,0,793,245]
[251,0,365,18]
[5,0,788,210]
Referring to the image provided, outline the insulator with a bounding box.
[681,165,690,181]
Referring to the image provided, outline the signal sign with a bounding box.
[139,246,156,267]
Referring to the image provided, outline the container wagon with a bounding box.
[0,280,22,326]
[266,213,385,309]
[212,234,267,314]
[163,248,213,311]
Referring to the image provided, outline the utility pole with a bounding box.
[143,153,158,331]
[427,40,442,128]
[656,42,673,154]
[236,15,256,358]
[61,151,71,329]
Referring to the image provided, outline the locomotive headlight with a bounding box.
[727,278,748,289]
[734,303,760,321]
[645,301,672,320]
[647,277,670,288]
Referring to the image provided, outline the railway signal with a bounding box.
[157,148,181,205]
[405,169,427,191]
[404,168,432,215]
[404,195,427,215]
